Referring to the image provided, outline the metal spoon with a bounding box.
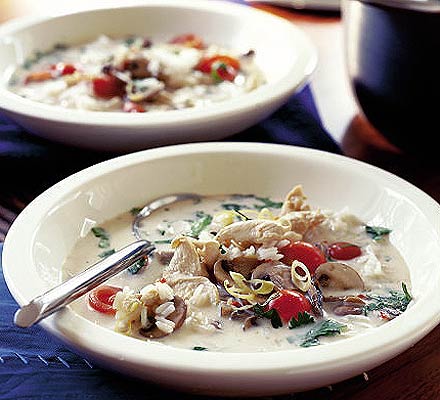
[14,192,201,328]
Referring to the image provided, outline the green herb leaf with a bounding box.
[300,319,346,347]
[192,346,208,351]
[190,212,213,238]
[364,282,412,319]
[365,225,392,240]
[221,203,243,211]
[253,303,283,329]
[127,257,147,275]
[288,312,315,329]
[92,227,111,248]
[153,239,172,244]
[254,197,283,210]
[98,249,116,258]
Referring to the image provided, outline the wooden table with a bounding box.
[1,1,439,399]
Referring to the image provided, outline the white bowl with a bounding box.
[3,142,440,396]
[0,1,317,152]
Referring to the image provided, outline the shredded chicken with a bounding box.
[215,219,300,248]
[163,236,209,279]
[163,236,219,307]
[278,210,326,236]
[279,185,311,216]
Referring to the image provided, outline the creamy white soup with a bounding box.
[9,34,265,113]
[63,186,412,352]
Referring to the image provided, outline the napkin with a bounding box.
[0,85,341,399]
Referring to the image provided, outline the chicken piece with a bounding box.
[163,236,219,307]
[163,236,209,279]
[193,239,221,270]
[278,210,325,236]
[279,185,311,216]
[215,219,300,248]
[165,275,219,307]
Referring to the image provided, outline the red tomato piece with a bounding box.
[169,33,204,49]
[50,63,77,75]
[88,285,122,315]
[328,242,362,260]
[196,55,240,73]
[211,61,237,82]
[123,101,146,113]
[279,240,326,275]
[266,289,312,323]
[92,75,126,99]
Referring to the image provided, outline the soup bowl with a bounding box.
[3,142,440,396]
[0,1,316,152]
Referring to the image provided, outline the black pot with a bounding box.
[343,0,440,153]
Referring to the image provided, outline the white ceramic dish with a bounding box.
[3,142,440,396]
[0,1,317,152]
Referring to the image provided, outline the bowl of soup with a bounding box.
[0,1,317,151]
[3,142,440,396]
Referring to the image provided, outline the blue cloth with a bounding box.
[0,85,341,399]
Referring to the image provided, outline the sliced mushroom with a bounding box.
[306,283,323,317]
[226,257,260,279]
[251,262,295,290]
[314,262,365,294]
[139,295,187,339]
[121,57,151,79]
[324,295,366,316]
[213,259,231,285]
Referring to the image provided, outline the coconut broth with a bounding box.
[63,194,411,353]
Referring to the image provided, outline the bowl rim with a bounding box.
[3,142,440,377]
[0,0,317,127]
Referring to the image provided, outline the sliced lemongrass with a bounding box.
[291,260,312,292]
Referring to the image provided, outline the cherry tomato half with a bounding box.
[211,61,237,82]
[196,55,240,74]
[328,242,362,260]
[92,75,126,99]
[88,285,122,315]
[51,62,77,76]
[266,289,312,323]
[123,101,146,113]
[169,33,204,49]
[279,240,326,275]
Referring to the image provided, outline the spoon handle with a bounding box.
[14,240,154,328]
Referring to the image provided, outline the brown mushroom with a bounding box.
[324,295,366,316]
[251,262,295,290]
[139,296,187,339]
[121,57,151,79]
[314,262,365,294]
[213,259,231,285]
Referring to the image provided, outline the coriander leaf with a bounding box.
[153,239,172,244]
[192,346,208,351]
[254,196,283,210]
[98,249,116,258]
[364,282,412,319]
[221,203,243,211]
[300,319,346,347]
[253,303,283,329]
[365,225,392,240]
[127,258,147,275]
[190,212,213,238]
[289,312,315,329]
[92,227,111,249]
